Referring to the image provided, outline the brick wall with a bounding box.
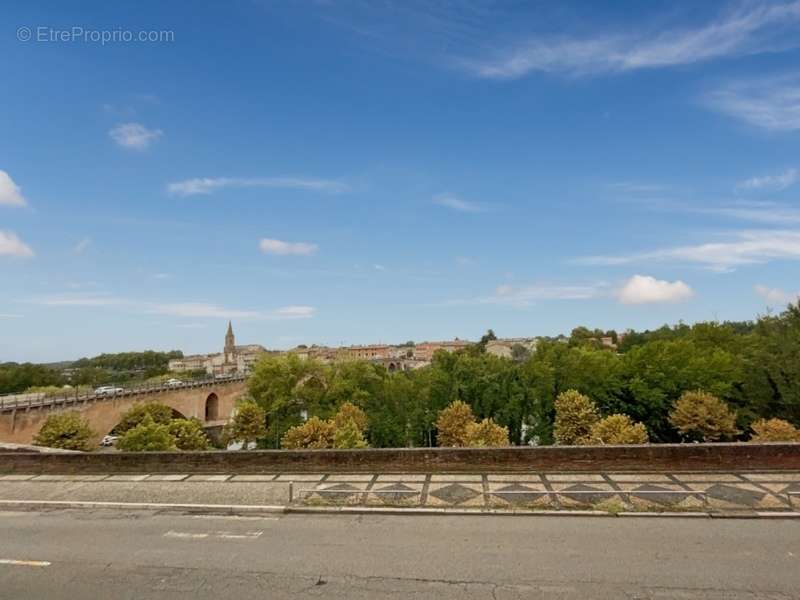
[1,443,799,474]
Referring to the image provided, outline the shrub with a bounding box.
[435,400,476,447]
[465,418,510,447]
[115,401,173,434]
[116,414,176,451]
[669,390,738,442]
[333,418,369,449]
[168,418,210,450]
[33,412,96,451]
[590,414,649,445]
[281,416,336,449]
[750,418,800,443]
[223,400,266,449]
[332,401,368,433]
[553,390,600,445]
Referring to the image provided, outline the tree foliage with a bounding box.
[435,400,476,447]
[333,418,369,449]
[590,414,649,445]
[115,401,174,434]
[332,401,368,432]
[465,418,510,447]
[281,416,335,449]
[168,418,210,450]
[116,414,176,451]
[223,400,266,448]
[669,390,738,442]
[750,418,800,443]
[33,412,96,451]
[553,390,600,445]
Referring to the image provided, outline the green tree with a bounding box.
[590,414,649,445]
[333,418,369,449]
[669,390,738,442]
[223,400,267,449]
[33,412,96,451]
[168,418,210,450]
[116,414,176,451]
[553,390,599,445]
[115,401,173,434]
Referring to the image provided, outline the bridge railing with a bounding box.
[0,374,247,413]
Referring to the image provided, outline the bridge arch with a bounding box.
[205,393,220,421]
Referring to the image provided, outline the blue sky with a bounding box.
[3,1,800,362]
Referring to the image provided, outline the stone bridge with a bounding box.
[0,378,248,445]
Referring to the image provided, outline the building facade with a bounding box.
[168,322,268,376]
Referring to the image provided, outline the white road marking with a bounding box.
[163,530,263,540]
[0,559,51,567]
[164,530,209,539]
[216,531,263,539]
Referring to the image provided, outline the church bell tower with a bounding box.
[224,321,236,363]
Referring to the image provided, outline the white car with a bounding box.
[94,386,124,396]
[100,435,118,447]
[166,378,183,387]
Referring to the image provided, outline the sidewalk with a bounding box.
[2,471,799,517]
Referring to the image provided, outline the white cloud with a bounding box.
[0,230,34,258]
[32,293,314,321]
[73,237,91,254]
[617,275,694,304]
[755,284,799,304]
[0,171,27,207]
[433,192,485,213]
[34,293,122,307]
[109,122,163,150]
[455,2,800,79]
[705,73,800,131]
[259,238,318,256]
[147,302,264,319]
[272,305,315,319]
[737,168,798,191]
[698,202,800,224]
[167,176,349,196]
[0,313,22,318]
[576,230,800,271]
[444,282,606,308]
[373,264,386,271]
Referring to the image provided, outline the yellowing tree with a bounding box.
[553,390,600,445]
[435,400,476,447]
[669,390,738,442]
[281,416,336,449]
[465,418,510,447]
[332,401,368,433]
[750,418,800,442]
[33,412,96,451]
[590,414,649,445]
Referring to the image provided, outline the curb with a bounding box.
[2,499,800,519]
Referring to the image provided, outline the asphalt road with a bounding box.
[0,509,798,599]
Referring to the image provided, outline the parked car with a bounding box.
[100,435,118,447]
[94,386,124,396]
[166,378,183,387]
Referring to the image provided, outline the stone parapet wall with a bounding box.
[1,443,799,474]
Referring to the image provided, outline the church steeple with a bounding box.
[224,321,236,359]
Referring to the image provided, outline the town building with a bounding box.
[413,339,471,361]
[168,322,268,376]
